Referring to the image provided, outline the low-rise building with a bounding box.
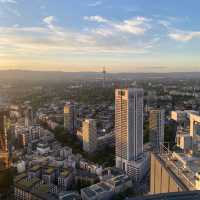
[81,182,114,200]
[58,168,73,190]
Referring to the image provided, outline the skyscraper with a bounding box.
[64,102,77,134]
[24,106,33,128]
[82,119,97,153]
[0,109,10,169]
[149,109,165,150]
[115,88,147,181]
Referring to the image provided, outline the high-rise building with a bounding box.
[82,119,97,153]
[24,106,33,128]
[64,102,77,134]
[149,109,165,150]
[115,88,148,181]
[0,109,10,169]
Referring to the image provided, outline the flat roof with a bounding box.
[128,191,200,200]
[17,177,40,189]
[81,182,112,198]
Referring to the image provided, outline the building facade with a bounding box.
[115,88,147,181]
[64,102,77,134]
[82,119,97,153]
[149,109,165,150]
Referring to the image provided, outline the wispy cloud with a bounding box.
[88,1,102,7]
[84,15,108,23]
[169,31,200,42]
[114,17,151,35]
[84,15,151,35]
[0,15,157,59]
[0,0,17,3]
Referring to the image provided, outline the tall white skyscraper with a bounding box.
[115,88,148,181]
[149,109,165,150]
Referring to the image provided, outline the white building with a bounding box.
[115,88,148,181]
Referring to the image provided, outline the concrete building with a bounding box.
[57,168,73,190]
[82,119,97,153]
[115,88,147,181]
[14,174,59,200]
[81,182,114,200]
[128,191,200,200]
[58,191,81,200]
[64,102,77,134]
[176,130,192,153]
[24,106,33,128]
[150,145,200,194]
[149,109,165,150]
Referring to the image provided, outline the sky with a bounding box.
[0,0,200,73]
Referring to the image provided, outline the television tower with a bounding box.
[102,67,106,88]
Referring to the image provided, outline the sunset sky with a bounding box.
[0,0,200,72]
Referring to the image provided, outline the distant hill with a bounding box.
[0,70,200,82]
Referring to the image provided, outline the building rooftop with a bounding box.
[17,177,41,190]
[106,174,131,187]
[58,191,81,200]
[128,191,200,200]
[30,165,41,172]
[45,167,55,175]
[14,173,27,183]
[81,182,113,198]
[60,170,70,177]
[155,150,198,190]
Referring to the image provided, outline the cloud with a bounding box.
[43,16,65,36]
[88,1,102,7]
[0,0,17,3]
[43,16,56,26]
[91,28,113,37]
[84,15,151,35]
[0,15,161,63]
[114,17,151,35]
[84,15,108,23]
[169,31,200,42]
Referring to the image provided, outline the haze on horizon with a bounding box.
[0,0,200,73]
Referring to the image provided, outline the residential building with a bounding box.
[115,88,148,181]
[24,106,33,128]
[64,102,77,134]
[82,119,97,153]
[149,109,165,150]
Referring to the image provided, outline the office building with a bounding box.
[115,88,148,181]
[24,106,33,128]
[149,109,165,150]
[64,102,77,134]
[82,119,97,153]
